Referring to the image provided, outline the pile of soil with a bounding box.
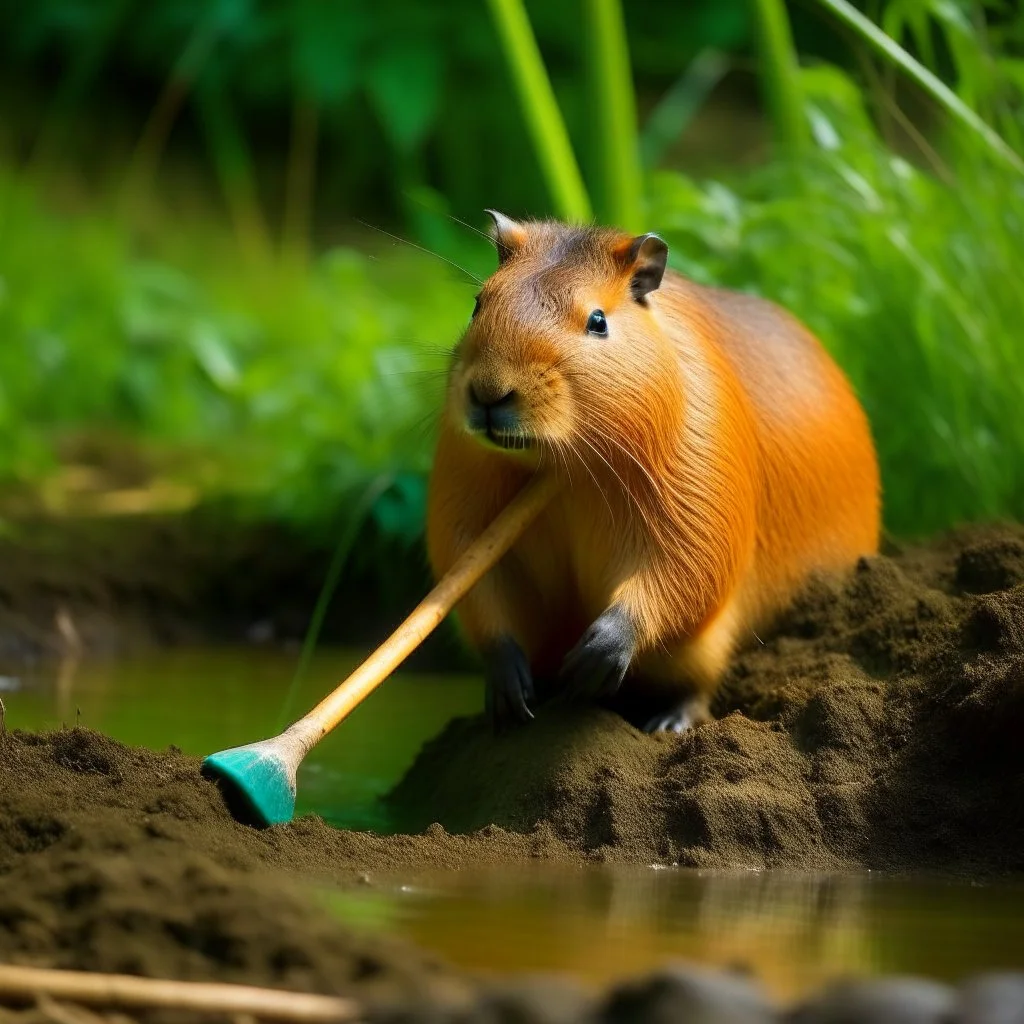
[389,522,1024,873]
[0,732,437,1006]
[0,727,574,1006]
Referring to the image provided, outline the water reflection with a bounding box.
[320,865,1024,999]
[4,647,481,828]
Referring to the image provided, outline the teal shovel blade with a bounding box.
[202,739,298,827]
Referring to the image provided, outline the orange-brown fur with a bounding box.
[427,218,879,723]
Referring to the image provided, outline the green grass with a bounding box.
[4,104,1023,548]
[0,170,472,543]
[817,0,1024,176]
[649,62,1024,536]
[750,0,808,162]
[582,0,643,230]
[484,0,592,222]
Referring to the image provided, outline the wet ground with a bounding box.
[3,522,1024,1020]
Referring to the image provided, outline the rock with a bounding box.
[472,977,594,1024]
[369,977,592,1024]
[957,973,1024,1024]
[787,977,955,1024]
[599,964,776,1024]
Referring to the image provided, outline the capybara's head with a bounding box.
[447,214,677,470]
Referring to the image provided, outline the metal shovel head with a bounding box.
[201,737,299,827]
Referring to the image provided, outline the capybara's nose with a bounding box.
[469,379,515,409]
[467,380,519,435]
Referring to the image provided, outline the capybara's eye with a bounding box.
[586,309,608,336]
[471,294,481,319]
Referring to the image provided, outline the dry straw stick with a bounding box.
[0,965,358,1022]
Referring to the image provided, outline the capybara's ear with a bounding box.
[484,210,528,264]
[618,232,668,302]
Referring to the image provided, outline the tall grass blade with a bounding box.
[282,97,319,267]
[582,0,642,230]
[750,0,808,162]
[122,15,223,209]
[485,0,593,221]
[195,79,273,263]
[276,474,395,732]
[817,0,1024,175]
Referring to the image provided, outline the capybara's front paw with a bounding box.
[484,636,535,732]
[561,604,635,700]
[644,697,711,735]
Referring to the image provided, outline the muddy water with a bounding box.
[315,866,1024,1000]
[6,648,1024,999]
[3,646,480,829]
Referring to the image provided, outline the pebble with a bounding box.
[473,977,594,1024]
[599,964,776,1024]
[786,977,955,1024]
[957,973,1024,1024]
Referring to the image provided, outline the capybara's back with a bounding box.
[670,279,880,629]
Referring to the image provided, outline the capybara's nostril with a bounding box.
[486,394,519,435]
[466,380,520,439]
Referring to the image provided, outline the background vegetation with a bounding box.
[1,0,1022,574]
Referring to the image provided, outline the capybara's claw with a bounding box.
[484,636,535,732]
[644,697,711,735]
[561,604,635,700]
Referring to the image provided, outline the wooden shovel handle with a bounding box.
[292,472,558,748]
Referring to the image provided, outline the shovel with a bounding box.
[202,473,557,826]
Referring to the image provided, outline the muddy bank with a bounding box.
[2,523,1023,884]
[3,729,1024,1023]
[2,523,1024,1019]
[0,727,560,1013]
[0,508,462,668]
[390,522,1024,873]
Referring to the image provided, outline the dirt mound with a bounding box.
[0,740,440,1009]
[0,728,561,1009]
[389,523,1024,872]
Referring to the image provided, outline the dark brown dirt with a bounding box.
[389,522,1024,873]
[0,730,466,1011]
[0,508,462,669]
[0,727,579,1006]
[2,523,1024,1020]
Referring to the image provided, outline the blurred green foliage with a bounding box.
[0,0,1023,562]
[0,169,470,544]
[0,0,750,224]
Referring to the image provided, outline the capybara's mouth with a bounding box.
[486,426,533,451]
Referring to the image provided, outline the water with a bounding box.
[6,648,1024,998]
[1,646,481,829]
[317,866,1024,999]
